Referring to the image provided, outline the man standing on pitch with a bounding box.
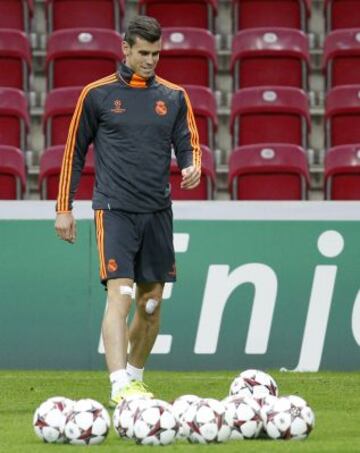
[54,15,201,406]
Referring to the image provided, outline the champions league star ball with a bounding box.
[223,395,263,440]
[64,399,110,445]
[230,369,278,399]
[172,394,201,438]
[261,395,315,440]
[132,399,179,445]
[182,398,231,444]
[33,396,74,443]
[113,396,151,440]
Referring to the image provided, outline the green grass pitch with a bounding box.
[2,370,360,452]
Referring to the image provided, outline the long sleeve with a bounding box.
[172,89,201,171]
[56,87,98,212]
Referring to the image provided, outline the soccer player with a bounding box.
[54,15,201,406]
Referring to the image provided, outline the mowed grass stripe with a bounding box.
[1,370,360,452]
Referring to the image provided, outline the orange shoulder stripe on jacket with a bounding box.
[57,74,118,211]
[156,76,201,169]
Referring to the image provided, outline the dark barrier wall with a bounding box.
[1,202,360,370]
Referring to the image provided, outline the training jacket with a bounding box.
[56,63,201,213]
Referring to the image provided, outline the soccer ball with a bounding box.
[33,396,74,443]
[223,395,263,440]
[261,395,315,440]
[64,399,110,445]
[183,398,231,444]
[172,394,200,438]
[132,399,179,445]
[113,396,151,440]
[230,369,278,399]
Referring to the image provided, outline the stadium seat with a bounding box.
[0,88,29,150]
[156,28,217,89]
[325,144,360,200]
[324,29,360,90]
[138,0,218,32]
[230,86,310,148]
[45,0,125,33]
[0,30,31,91]
[0,0,33,33]
[44,87,82,147]
[170,145,215,199]
[0,145,26,199]
[46,28,123,90]
[325,0,360,32]
[183,85,218,148]
[39,145,95,200]
[231,28,310,91]
[228,143,310,200]
[232,0,311,32]
[325,85,360,148]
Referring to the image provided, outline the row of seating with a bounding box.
[2,142,359,201]
[7,1,360,34]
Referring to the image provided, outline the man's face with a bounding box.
[122,36,161,79]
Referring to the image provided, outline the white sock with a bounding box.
[126,363,144,382]
[110,369,130,397]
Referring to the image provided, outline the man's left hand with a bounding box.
[181,165,201,190]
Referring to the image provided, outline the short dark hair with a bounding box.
[124,15,162,46]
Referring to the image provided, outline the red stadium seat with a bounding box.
[232,0,311,32]
[39,145,95,199]
[325,86,360,148]
[46,28,123,90]
[231,28,310,91]
[156,28,217,89]
[325,0,360,32]
[170,145,215,199]
[0,88,29,150]
[228,143,310,200]
[183,85,218,148]
[43,87,82,147]
[0,145,26,199]
[230,86,310,148]
[138,0,218,32]
[325,144,360,200]
[0,30,31,91]
[45,0,125,33]
[0,0,33,33]
[324,29,360,90]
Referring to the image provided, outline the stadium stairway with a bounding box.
[27,0,326,200]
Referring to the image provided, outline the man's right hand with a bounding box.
[55,212,76,244]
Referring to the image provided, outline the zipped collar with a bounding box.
[117,62,156,88]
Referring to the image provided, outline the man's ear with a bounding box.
[122,40,130,57]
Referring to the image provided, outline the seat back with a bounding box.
[39,145,95,199]
[46,0,125,33]
[0,0,33,33]
[233,0,311,31]
[139,0,218,31]
[325,0,360,32]
[170,145,215,199]
[0,30,31,91]
[325,144,360,199]
[230,86,310,148]
[228,143,310,200]
[156,28,217,89]
[325,85,360,148]
[324,29,360,89]
[46,28,123,90]
[183,85,218,148]
[0,145,26,199]
[44,87,82,146]
[231,28,309,90]
[0,88,29,150]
